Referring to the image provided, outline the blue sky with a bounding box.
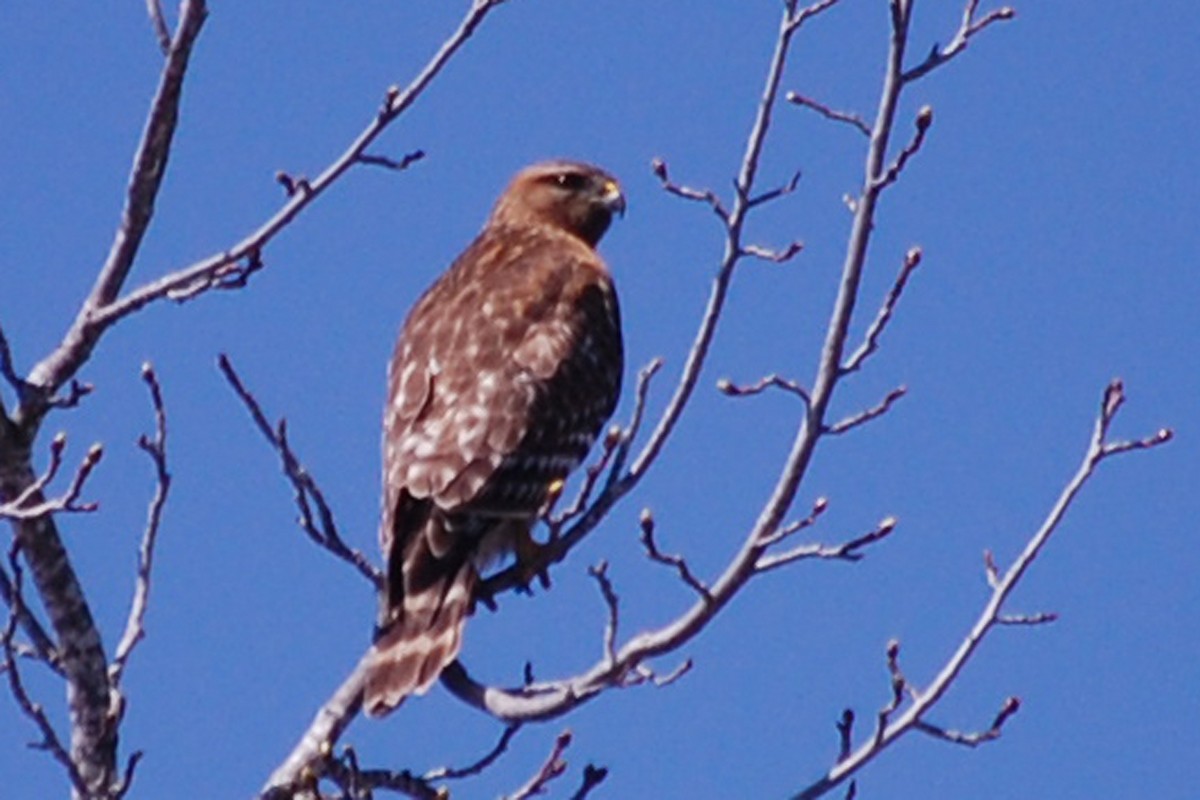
[1,2,1196,798]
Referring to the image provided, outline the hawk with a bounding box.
[363,160,626,717]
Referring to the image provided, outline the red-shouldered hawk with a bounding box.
[363,160,625,717]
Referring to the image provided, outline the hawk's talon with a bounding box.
[514,528,554,592]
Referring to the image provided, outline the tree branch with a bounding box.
[218,354,382,590]
[110,364,172,692]
[902,1,1016,83]
[19,0,208,434]
[842,246,922,374]
[2,543,90,797]
[790,380,1172,799]
[144,0,171,55]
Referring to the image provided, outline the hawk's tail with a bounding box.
[362,548,477,718]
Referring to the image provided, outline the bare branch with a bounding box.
[650,158,729,222]
[1,544,89,796]
[20,0,504,433]
[112,750,145,800]
[20,0,208,433]
[717,373,811,405]
[983,549,1000,588]
[785,0,847,33]
[644,657,693,688]
[872,105,933,192]
[503,729,573,800]
[568,764,609,800]
[756,516,897,573]
[791,381,1171,799]
[873,639,912,744]
[316,751,443,800]
[603,357,663,488]
[746,169,803,208]
[835,709,855,763]
[786,91,870,136]
[145,0,171,55]
[218,354,383,590]
[995,611,1057,626]
[756,496,829,548]
[110,363,172,690]
[639,509,711,601]
[0,438,104,521]
[425,724,522,781]
[742,241,805,263]
[914,696,1021,747]
[588,562,620,670]
[902,2,1016,83]
[260,654,369,796]
[842,246,922,374]
[825,385,907,435]
[0,566,61,675]
[357,149,427,172]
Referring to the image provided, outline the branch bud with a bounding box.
[916,105,934,131]
[905,246,923,270]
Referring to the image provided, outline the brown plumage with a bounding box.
[363,160,626,717]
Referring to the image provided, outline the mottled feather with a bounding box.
[364,161,625,716]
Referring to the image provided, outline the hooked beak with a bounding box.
[601,179,626,218]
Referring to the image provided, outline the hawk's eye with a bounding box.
[554,172,588,191]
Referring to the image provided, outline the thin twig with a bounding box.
[218,354,382,589]
[603,357,663,486]
[425,724,523,781]
[902,3,1016,83]
[742,242,805,263]
[786,91,870,136]
[791,380,1172,799]
[836,709,855,763]
[842,246,922,374]
[316,757,442,800]
[913,696,1021,747]
[110,363,172,690]
[145,0,172,55]
[717,373,811,405]
[872,105,933,192]
[0,566,61,675]
[357,149,427,172]
[650,158,729,222]
[588,563,619,670]
[503,730,574,800]
[995,611,1057,626]
[756,496,829,548]
[568,764,609,800]
[638,509,711,601]
[825,385,907,435]
[874,639,909,744]
[756,516,897,573]
[0,438,104,521]
[746,169,803,209]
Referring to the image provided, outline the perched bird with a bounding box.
[363,160,626,717]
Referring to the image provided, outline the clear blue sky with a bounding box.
[2,2,1196,798]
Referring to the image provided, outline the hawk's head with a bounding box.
[490,160,625,247]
